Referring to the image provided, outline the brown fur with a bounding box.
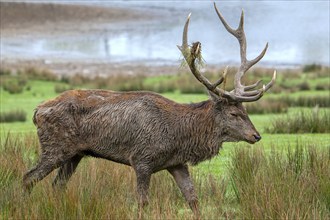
[24,89,260,217]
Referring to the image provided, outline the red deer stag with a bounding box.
[23,3,276,218]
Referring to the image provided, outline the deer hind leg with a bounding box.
[167,164,200,219]
[132,164,152,219]
[52,154,83,189]
[23,145,77,193]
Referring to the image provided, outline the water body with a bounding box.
[1,1,329,67]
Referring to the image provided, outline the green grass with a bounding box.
[1,68,330,219]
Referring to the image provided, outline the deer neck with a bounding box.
[181,100,221,165]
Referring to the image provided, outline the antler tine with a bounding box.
[179,13,191,50]
[235,71,276,101]
[178,13,231,98]
[264,70,277,91]
[214,3,276,102]
[246,43,268,71]
[213,66,228,88]
[244,80,262,91]
[214,3,237,37]
[214,3,247,65]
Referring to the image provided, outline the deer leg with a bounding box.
[23,150,76,193]
[52,154,83,189]
[133,164,152,219]
[167,164,200,218]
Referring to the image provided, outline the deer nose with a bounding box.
[253,134,262,142]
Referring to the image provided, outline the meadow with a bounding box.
[0,65,329,219]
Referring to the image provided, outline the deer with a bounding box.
[23,3,276,218]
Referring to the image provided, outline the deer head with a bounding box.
[178,3,276,144]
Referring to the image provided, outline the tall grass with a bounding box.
[266,108,330,133]
[1,134,329,219]
[0,133,229,219]
[229,143,330,219]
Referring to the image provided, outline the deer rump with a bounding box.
[33,89,219,169]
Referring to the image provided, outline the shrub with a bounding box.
[296,81,311,91]
[60,75,70,84]
[303,63,322,73]
[0,109,27,123]
[315,83,330,91]
[265,108,330,133]
[2,80,25,94]
[229,143,330,219]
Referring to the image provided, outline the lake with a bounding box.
[1,1,329,67]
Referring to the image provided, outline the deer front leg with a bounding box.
[52,154,83,189]
[167,164,200,219]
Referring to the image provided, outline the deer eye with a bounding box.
[230,113,238,117]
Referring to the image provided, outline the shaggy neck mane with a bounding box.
[175,100,220,165]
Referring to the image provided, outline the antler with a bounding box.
[178,3,276,102]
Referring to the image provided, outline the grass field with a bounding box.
[0,66,329,219]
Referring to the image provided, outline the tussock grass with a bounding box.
[1,77,27,94]
[266,108,330,133]
[229,143,330,219]
[0,109,27,123]
[296,81,311,91]
[245,99,288,114]
[315,83,330,91]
